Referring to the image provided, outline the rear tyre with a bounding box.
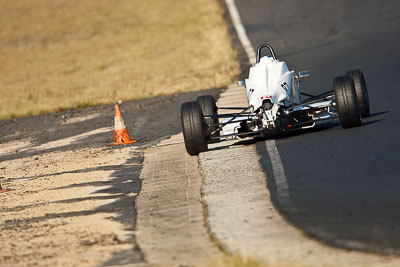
[196,95,220,143]
[333,75,361,128]
[346,69,370,118]
[181,101,208,156]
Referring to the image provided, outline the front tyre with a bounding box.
[334,75,361,128]
[196,95,220,143]
[181,101,208,156]
[346,69,370,118]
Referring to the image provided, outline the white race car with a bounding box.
[181,43,370,155]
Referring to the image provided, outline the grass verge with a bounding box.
[0,0,240,120]
[209,254,302,267]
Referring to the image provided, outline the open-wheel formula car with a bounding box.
[181,43,370,156]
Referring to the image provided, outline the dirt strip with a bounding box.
[199,85,400,266]
[136,134,221,266]
[0,88,221,267]
[0,145,145,267]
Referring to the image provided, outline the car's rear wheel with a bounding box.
[346,69,370,118]
[196,95,220,143]
[181,101,208,155]
[333,75,361,128]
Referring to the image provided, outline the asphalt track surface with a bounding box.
[234,0,400,254]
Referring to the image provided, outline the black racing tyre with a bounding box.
[333,75,361,128]
[196,95,220,143]
[346,69,370,118]
[181,101,208,156]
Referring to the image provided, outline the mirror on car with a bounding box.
[299,70,310,78]
[237,80,245,87]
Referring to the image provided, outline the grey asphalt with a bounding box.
[235,0,400,254]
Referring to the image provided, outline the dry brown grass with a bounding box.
[210,255,265,267]
[0,0,239,119]
[209,254,303,267]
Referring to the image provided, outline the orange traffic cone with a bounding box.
[110,104,137,146]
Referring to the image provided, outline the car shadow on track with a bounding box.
[207,120,344,153]
[368,111,390,118]
[208,110,388,153]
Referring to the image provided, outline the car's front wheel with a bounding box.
[333,75,361,128]
[181,101,208,156]
[346,69,370,118]
[196,95,220,143]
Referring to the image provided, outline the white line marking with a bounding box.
[225,0,256,65]
[265,140,292,206]
[225,0,292,205]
